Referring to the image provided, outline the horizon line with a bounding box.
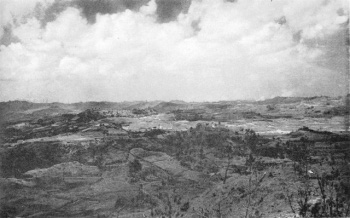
[0,95,347,104]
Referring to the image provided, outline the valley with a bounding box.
[0,96,349,218]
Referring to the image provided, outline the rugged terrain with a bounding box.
[0,96,349,217]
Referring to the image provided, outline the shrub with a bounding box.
[128,159,142,175]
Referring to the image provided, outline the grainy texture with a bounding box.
[0,0,349,217]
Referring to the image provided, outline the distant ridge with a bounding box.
[1,96,348,120]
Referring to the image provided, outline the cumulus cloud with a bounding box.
[0,0,349,102]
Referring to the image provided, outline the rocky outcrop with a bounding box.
[0,178,36,187]
[24,161,101,178]
[129,148,200,181]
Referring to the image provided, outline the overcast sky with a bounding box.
[0,0,349,102]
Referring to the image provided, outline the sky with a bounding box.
[0,0,349,103]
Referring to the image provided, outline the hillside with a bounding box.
[0,96,349,217]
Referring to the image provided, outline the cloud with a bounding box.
[156,0,191,22]
[0,0,349,102]
[33,0,190,26]
[0,25,20,46]
[0,0,53,36]
[73,0,150,23]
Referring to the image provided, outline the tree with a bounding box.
[128,158,142,181]
[150,176,186,218]
[114,196,129,218]
[222,140,235,184]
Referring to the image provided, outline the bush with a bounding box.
[128,159,142,175]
